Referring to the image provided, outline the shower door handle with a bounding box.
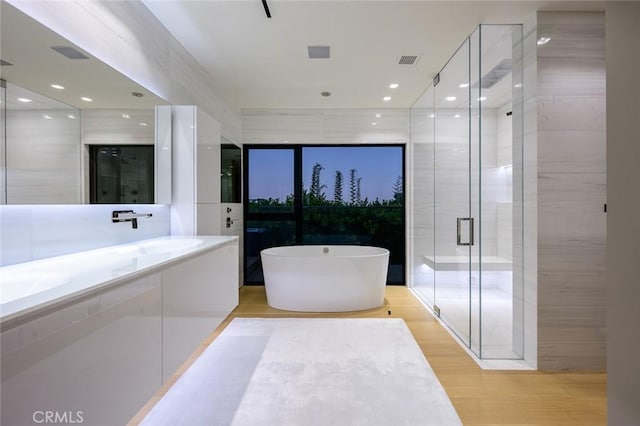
[457,217,474,246]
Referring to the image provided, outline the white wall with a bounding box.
[606,2,640,424]
[171,106,222,236]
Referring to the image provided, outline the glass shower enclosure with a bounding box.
[410,25,524,359]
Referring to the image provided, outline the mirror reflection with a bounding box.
[0,2,169,205]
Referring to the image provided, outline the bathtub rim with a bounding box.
[260,244,389,259]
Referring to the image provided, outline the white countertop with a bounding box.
[0,236,238,325]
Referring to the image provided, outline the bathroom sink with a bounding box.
[0,272,70,304]
[137,238,203,255]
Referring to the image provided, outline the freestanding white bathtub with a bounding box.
[260,245,389,312]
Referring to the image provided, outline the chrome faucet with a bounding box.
[112,210,153,229]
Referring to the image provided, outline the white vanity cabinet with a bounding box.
[1,273,163,425]
[0,236,239,425]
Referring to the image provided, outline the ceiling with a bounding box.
[142,0,604,110]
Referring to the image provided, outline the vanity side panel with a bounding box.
[162,241,239,381]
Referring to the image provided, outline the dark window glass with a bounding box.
[90,145,154,204]
[221,144,241,203]
[245,220,296,283]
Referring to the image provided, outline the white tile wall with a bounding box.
[242,108,409,145]
[0,204,170,266]
[5,109,82,204]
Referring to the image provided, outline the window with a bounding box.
[89,145,154,204]
[244,144,405,284]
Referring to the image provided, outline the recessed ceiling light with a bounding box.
[454,114,461,118]
[43,114,52,119]
[67,114,76,119]
[375,113,382,118]
[81,97,92,102]
[51,84,65,90]
[372,122,377,126]
[537,37,551,46]
[478,96,487,102]
[445,96,456,102]
[283,140,289,144]
[383,96,391,101]
[389,83,399,89]
[428,113,435,118]
[139,122,148,127]
[17,97,32,103]
[459,83,469,88]
[514,83,523,88]
[122,113,130,119]
[321,91,331,97]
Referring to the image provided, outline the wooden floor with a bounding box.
[132,286,606,426]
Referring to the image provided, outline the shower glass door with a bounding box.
[433,39,472,348]
[412,24,524,360]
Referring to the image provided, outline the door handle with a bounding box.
[456,217,474,246]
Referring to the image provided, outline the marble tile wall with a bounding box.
[81,109,155,146]
[242,108,409,145]
[536,12,606,370]
[0,204,171,266]
[5,109,82,204]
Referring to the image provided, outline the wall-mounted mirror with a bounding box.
[0,2,170,205]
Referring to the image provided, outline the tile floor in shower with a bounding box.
[413,286,519,359]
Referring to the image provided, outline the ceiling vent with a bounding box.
[308,45,330,59]
[50,46,90,60]
[0,59,13,66]
[473,59,512,89]
[398,55,419,65]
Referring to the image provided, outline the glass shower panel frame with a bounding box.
[0,80,5,204]
[469,27,482,357]
[433,39,472,348]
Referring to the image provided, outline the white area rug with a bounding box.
[141,318,462,426]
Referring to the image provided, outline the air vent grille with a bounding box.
[50,46,90,60]
[398,55,418,65]
[308,46,330,59]
[0,59,13,66]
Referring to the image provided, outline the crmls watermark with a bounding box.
[32,411,84,424]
